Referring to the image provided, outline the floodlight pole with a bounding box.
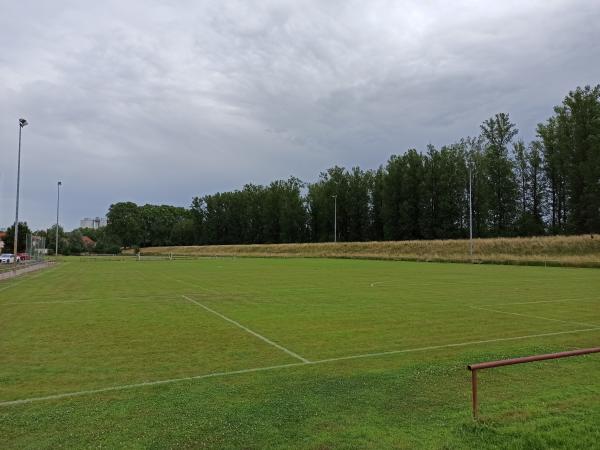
[56,181,62,257]
[332,194,337,243]
[468,164,473,257]
[14,118,28,266]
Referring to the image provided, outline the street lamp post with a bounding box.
[13,118,28,267]
[56,181,62,257]
[332,194,337,243]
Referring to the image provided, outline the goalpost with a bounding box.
[136,253,172,261]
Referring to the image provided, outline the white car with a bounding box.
[0,253,15,264]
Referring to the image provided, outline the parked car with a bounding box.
[0,253,15,264]
[17,253,30,261]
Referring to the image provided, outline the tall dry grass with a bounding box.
[136,235,600,267]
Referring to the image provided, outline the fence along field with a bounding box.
[0,257,599,448]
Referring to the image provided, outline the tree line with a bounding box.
[96,85,600,249]
[1,223,121,255]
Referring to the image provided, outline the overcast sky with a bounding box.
[1,0,599,230]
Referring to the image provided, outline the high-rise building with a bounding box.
[80,217,107,229]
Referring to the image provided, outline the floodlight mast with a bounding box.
[56,181,62,257]
[468,163,473,257]
[13,118,28,267]
[332,194,337,243]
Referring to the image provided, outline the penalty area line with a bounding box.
[1,326,599,407]
[181,295,310,363]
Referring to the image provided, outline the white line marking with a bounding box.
[309,327,600,364]
[1,294,183,306]
[0,264,61,294]
[484,297,599,307]
[0,362,304,407]
[369,281,434,288]
[2,298,185,306]
[181,295,310,363]
[0,279,27,293]
[470,305,600,328]
[2,326,599,407]
[3,299,103,305]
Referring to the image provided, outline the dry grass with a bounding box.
[135,235,600,267]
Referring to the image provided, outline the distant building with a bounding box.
[80,217,107,229]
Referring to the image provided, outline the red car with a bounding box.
[17,253,31,261]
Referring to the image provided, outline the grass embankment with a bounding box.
[139,234,600,267]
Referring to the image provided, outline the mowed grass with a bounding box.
[0,258,599,449]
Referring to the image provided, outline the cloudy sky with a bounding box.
[1,0,599,230]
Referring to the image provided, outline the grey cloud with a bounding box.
[1,0,599,230]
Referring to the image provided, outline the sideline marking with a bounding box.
[2,326,599,407]
[310,327,600,364]
[483,297,599,307]
[2,298,185,306]
[0,363,304,407]
[0,279,27,293]
[470,305,600,328]
[0,264,61,294]
[181,295,310,363]
[369,281,434,288]
[4,299,103,305]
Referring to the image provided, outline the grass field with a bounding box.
[1,258,599,449]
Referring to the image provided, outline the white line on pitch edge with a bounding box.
[4,299,103,305]
[0,264,61,294]
[2,298,184,306]
[470,305,600,328]
[181,294,310,363]
[0,362,305,407]
[482,297,599,307]
[2,326,599,407]
[369,280,434,288]
[0,279,27,293]
[309,327,600,364]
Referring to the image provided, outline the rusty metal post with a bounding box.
[468,347,600,371]
[467,347,600,419]
[471,369,478,419]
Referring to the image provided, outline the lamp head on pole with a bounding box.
[19,118,28,127]
[58,181,62,186]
